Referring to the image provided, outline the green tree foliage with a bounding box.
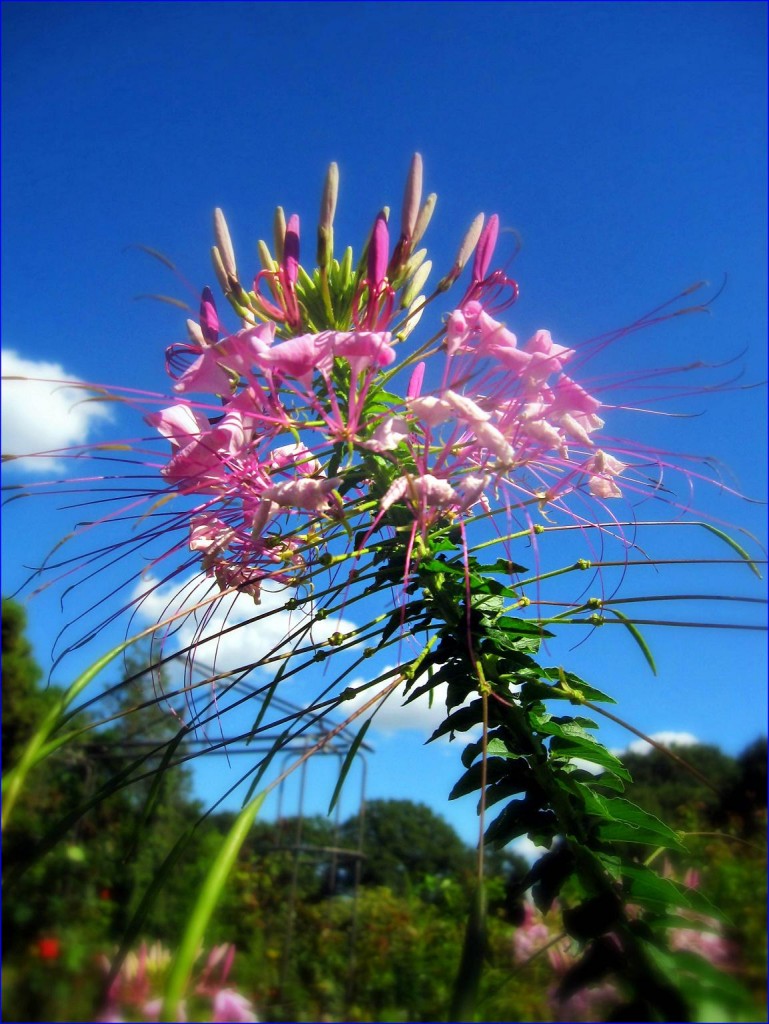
[3,604,766,1021]
[340,799,474,892]
[1,627,209,1020]
[622,740,767,1008]
[621,742,738,829]
[2,598,48,770]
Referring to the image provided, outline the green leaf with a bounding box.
[532,672,618,705]
[562,893,622,941]
[604,607,657,675]
[449,756,529,801]
[639,941,759,1021]
[699,522,762,578]
[328,717,372,813]
[485,736,518,759]
[449,885,487,1023]
[529,712,598,742]
[622,864,722,918]
[524,843,576,912]
[580,790,686,849]
[620,863,694,913]
[549,736,632,783]
[428,699,483,741]
[2,631,150,828]
[484,801,556,848]
[161,790,266,1021]
[476,557,529,575]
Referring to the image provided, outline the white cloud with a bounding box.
[623,731,699,756]
[509,834,549,863]
[338,670,482,743]
[339,673,451,736]
[1,349,111,471]
[132,572,358,679]
[571,757,605,776]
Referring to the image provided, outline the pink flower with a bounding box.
[330,329,396,374]
[381,473,458,514]
[252,332,333,381]
[361,416,410,453]
[524,329,574,379]
[212,988,259,1023]
[586,450,627,499]
[172,348,233,395]
[512,903,551,962]
[262,475,343,511]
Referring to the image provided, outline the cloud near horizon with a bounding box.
[620,731,700,756]
[1,349,112,471]
[132,572,358,683]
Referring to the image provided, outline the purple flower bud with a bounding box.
[368,212,389,288]
[473,213,499,282]
[199,287,219,345]
[283,214,300,287]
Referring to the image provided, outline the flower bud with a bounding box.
[437,213,484,292]
[317,162,339,269]
[273,206,286,264]
[411,193,437,247]
[473,213,499,282]
[211,246,230,294]
[186,318,206,347]
[403,247,428,280]
[257,240,276,273]
[368,212,390,287]
[213,208,237,278]
[199,286,219,345]
[284,214,300,287]
[401,153,423,242]
[401,259,432,308]
[396,296,425,341]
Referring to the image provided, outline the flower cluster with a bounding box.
[96,942,258,1023]
[511,891,736,1024]
[147,156,629,609]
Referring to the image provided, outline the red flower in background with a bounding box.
[36,936,61,960]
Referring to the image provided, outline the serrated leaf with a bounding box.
[476,558,529,575]
[428,699,483,742]
[581,791,686,849]
[549,736,632,782]
[485,736,517,758]
[529,673,618,705]
[448,757,519,800]
[484,801,556,848]
[620,864,693,912]
[529,712,598,742]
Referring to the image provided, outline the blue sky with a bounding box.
[2,1,766,846]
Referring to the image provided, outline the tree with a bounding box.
[2,598,49,771]
[621,742,738,829]
[340,799,473,892]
